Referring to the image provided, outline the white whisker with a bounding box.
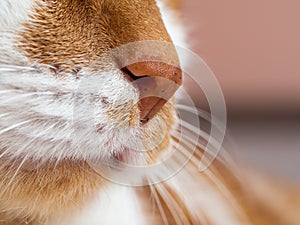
[0,65,36,72]
[0,113,9,119]
[152,183,184,225]
[0,119,33,135]
[148,180,170,225]
[176,104,211,123]
[1,156,29,194]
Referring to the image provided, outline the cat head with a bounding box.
[0,0,184,166]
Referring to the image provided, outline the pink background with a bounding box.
[178,1,300,183]
[180,0,300,116]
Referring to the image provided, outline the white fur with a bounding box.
[48,184,146,225]
[0,0,36,62]
[0,0,35,31]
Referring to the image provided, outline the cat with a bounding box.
[0,0,299,224]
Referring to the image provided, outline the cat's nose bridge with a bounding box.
[122,61,182,124]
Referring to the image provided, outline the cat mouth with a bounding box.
[121,62,182,124]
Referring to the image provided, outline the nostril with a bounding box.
[121,67,138,81]
[121,67,146,82]
[121,66,157,93]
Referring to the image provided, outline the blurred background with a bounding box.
[177,0,300,184]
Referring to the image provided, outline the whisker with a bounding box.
[176,104,211,123]
[152,182,184,225]
[0,92,57,106]
[0,90,56,96]
[0,65,36,72]
[148,179,170,225]
[0,119,33,135]
[0,113,9,119]
[157,181,193,225]
[0,159,18,192]
[175,120,240,169]
[177,120,221,150]
[171,137,201,167]
[1,156,29,194]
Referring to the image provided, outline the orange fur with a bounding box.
[19,0,172,73]
[0,160,105,224]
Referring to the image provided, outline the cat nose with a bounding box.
[122,61,182,124]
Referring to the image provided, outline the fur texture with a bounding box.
[0,0,299,225]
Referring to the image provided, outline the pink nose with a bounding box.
[122,61,182,124]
